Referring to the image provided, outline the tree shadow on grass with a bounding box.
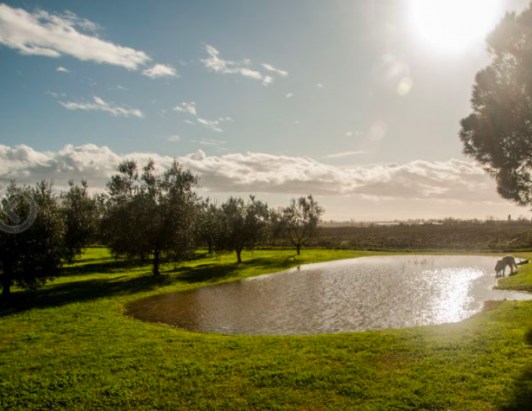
[0,273,175,318]
[170,263,241,284]
[61,260,140,277]
[499,328,532,411]
[70,256,113,264]
[0,254,299,317]
[62,252,213,278]
[171,255,299,284]
[500,365,532,411]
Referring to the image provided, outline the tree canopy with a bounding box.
[102,159,199,275]
[280,195,323,255]
[460,4,532,205]
[0,182,65,298]
[196,198,223,254]
[218,196,270,263]
[61,180,100,263]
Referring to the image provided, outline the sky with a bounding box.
[0,0,530,221]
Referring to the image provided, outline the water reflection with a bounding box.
[127,256,531,336]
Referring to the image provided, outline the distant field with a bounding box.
[311,224,532,252]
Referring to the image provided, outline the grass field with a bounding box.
[498,259,532,293]
[1,248,532,410]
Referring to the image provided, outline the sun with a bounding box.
[408,0,502,53]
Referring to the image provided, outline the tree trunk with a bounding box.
[236,248,242,264]
[208,242,213,254]
[296,243,301,255]
[153,250,161,276]
[1,269,11,299]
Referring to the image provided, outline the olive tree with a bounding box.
[61,180,100,263]
[196,198,223,254]
[460,4,532,205]
[102,160,199,275]
[101,161,144,261]
[281,195,323,255]
[0,181,65,299]
[219,196,270,263]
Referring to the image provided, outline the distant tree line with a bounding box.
[321,217,532,228]
[0,160,323,298]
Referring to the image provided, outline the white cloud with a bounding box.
[202,45,261,80]
[195,138,227,147]
[0,4,150,70]
[0,144,122,190]
[201,45,287,87]
[261,63,288,77]
[56,66,69,73]
[196,118,225,133]
[345,130,364,137]
[238,67,263,80]
[173,101,231,132]
[317,83,325,88]
[0,4,172,77]
[173,102,197,116]
[59,96,143,118]
[61,10,101,33]
[326,151,367,159]
[167,135,181,142]
[0,144,509,205]
[262,76,274,86]
[286,93,294,98]
[142,64,178,79]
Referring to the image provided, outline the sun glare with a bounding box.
[408,0,502,53]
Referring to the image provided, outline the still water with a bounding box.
[126,256,531,335]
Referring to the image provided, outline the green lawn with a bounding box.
[1,248,532,410]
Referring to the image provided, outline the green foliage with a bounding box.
[218,196,271,263]
[281,195,324,254]
[460,4,532,205]
[1,248,532,410]
[102,160,199,275]
[60,180,100,263]
[195,198,223,254]
[0,181,65,297]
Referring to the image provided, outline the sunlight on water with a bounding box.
[424,268,482,324]
[127,256,531,336]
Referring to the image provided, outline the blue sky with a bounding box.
[0,0,530,220]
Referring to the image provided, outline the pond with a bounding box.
[126,256,532,336]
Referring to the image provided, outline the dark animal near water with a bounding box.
[495,256,518,278]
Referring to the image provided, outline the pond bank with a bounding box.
[126,255,532,336]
